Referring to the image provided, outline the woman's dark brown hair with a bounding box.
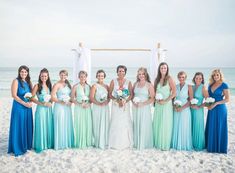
[38,68,52,94]
[17,65,32,91]
[154,62,170,92]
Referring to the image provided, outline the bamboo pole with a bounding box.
[90,48,151,52]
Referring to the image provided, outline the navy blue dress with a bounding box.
[205,82,228,153]
[8,79,33,156]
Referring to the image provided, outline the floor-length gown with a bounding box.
[171,84,193,150]
[74,83,93,148]
[34,88,54,153]
[153,82,173,150]
[133,83,153,149]
[109,79,133,149]
[191,84,205,151]
[53,86,74,150]
[205,82,228,153]
[8,79,33,156]
[92,83,109,149]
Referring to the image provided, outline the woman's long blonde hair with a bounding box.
[136,67,151,83]
[209,69,224,86]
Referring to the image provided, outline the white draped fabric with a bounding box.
[72,47,91,84]
[150,48,166,84]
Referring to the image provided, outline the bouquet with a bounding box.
[204,97,215,107]
[115,87,130,101]
[155,93,163,101]
[61,94,70,103]
[133,97,141,104]
[24,92,34,101]
[43,94,51,103]
[174,100,182,108]
[99,93,108,102]
[190,98,199,105]
[82,95,89,103]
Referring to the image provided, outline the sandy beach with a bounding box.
[0,97,234,173]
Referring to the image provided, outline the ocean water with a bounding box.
[0,67,234,97]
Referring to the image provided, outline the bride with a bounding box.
[108,65,133,149]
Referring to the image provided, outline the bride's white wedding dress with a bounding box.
[108,79,133,149]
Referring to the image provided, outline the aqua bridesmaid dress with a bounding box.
[34,88,54,153]
[8,79,33,156]
[171,84,193,151]
[53,86,74,150]
[74,83,93,148]
[133,83,153,149]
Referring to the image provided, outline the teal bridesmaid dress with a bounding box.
[191,84,205,151]
[53,86,74,150]
[34,88,54,153]
[92,83,109,149]
[74,83,93,148]
[133,83,153,149]
[171,84,193,151]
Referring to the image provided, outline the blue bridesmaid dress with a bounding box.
[205,82,229,153]
[8,79,33,156]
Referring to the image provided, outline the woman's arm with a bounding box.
[140,83,155,106]
[109,80,116,100]
[31,84,43,106]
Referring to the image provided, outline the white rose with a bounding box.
[43,94,51,102]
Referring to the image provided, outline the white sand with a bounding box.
[0,97,234,173]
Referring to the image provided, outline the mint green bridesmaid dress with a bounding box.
[153,82,173,150]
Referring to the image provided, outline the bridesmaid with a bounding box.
[132,67,155,149]
[153,62,176,150]
[71,71,93,148]
[8,65,33,156]
[205,69,229,153]
[190,72,208,151]
[171,71,193,150]
[32,68,54,153]
[51,70,74,150]
[90,70,110,149]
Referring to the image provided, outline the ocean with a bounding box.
[0,67,234,97]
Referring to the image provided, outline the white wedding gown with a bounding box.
[108,79,133,149]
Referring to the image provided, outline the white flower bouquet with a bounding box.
[204,97,215,107]
[61,95,70,103]
[155,93,163,101]
[24,92,34,101]
[133,97,141,104]
[190,98,199,105]
[99,93,108,102]
[174,100,182,108]
[82,95,89,103]
[43,94,51,103]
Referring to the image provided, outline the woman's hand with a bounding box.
[191,105,199,109]
[207,102,217,110]
[24,102,33,108]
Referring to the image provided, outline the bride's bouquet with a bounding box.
[190,98,199,106]
[43,94,51,103]
[24,92,34,101]
[61,94,70,103]
[115,87,130,101]
[174,100,182,108]
[204,97,215,107]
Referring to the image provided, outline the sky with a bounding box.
[0,0,235,68]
